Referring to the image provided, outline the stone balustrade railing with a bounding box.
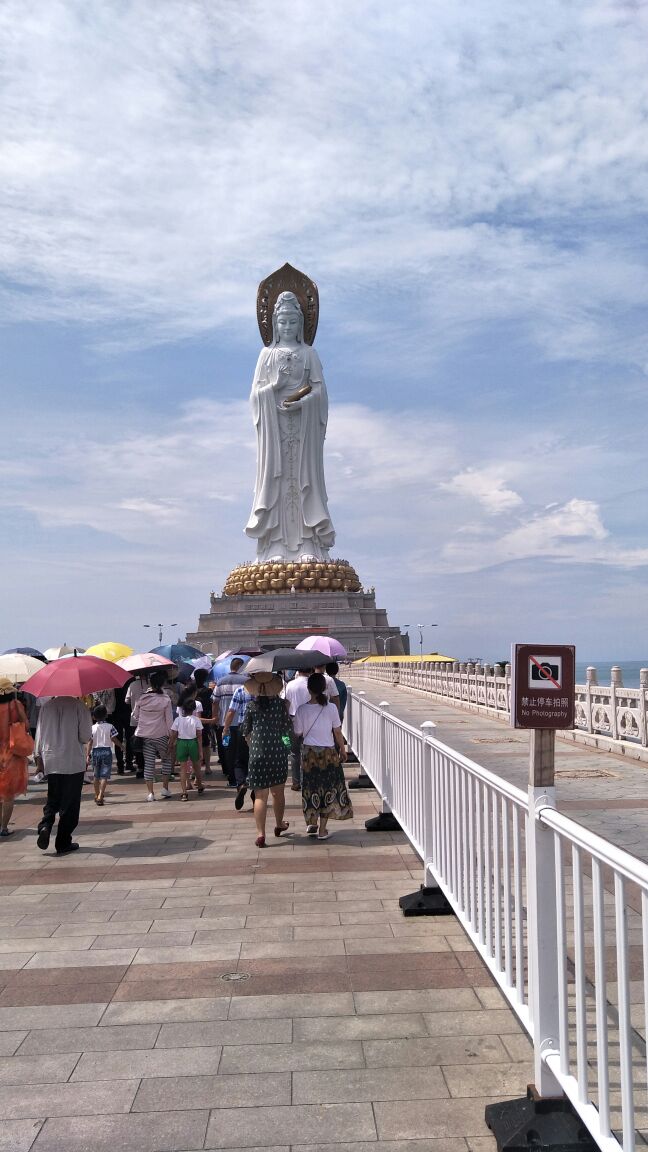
[350,660,648,757]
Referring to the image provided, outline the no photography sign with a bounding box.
[511,644,575,729]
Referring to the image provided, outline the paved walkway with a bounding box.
[350,675,648,863]
[0,761,535,1152]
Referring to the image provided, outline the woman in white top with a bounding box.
[293,672,352,840]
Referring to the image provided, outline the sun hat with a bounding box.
[246,672,283,698]
[0,677,16,694]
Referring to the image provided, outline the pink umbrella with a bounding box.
[117,653,176,673]
[295,635,347,660]
[20,655,132,698]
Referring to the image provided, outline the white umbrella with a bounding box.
[43,645,85,660]
[0,652,47,684]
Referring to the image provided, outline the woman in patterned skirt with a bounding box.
[240,673,292,848]
[293,672,352,840]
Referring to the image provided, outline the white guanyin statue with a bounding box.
[245,288,336,562]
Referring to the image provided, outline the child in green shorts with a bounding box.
[170,698,204,801]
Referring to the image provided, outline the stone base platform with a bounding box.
[187,586,407,657]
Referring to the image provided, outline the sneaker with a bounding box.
[146,793,156,802]
[33,772,45,783]
[37,828,51,850]
[306,825,318,836]
[159,787,171,799]
[234,785,247,811]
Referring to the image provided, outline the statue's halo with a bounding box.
[257,263,319,347]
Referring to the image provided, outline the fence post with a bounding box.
[398,719,452,917]
[365,701,401,832]
[610,666,622,741]
[486,728,588,1152]
[348,692,376,790]
[641,669,648,748]
[585,666,597,735]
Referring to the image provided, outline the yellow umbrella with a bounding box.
[85,641,134,663]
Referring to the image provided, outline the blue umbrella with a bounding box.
[3,647,47,662]
[151,643,205,664]
[211,654,251,681]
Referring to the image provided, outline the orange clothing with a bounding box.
[0,698,29,801]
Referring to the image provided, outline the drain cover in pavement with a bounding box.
[220,972,251,982]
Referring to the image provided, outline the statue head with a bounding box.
[272,291,304,345]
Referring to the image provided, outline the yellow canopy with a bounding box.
[85,641,134,663]
[355,653,454,664]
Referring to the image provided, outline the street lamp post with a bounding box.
[143,623,178,646]
[375,635,390,657]
[416,623,438,656]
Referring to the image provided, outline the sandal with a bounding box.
[274,821,290,837]
[317,831,330,840]
[255,835,266,848]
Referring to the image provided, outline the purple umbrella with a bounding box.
[295,635,347,660]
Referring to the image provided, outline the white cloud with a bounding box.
[441,467,523,514]
[0,0,646,366]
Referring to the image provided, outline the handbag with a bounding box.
[8,701,34,757]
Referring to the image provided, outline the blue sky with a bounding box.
[1,0,648,664]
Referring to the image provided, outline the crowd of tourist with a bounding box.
[0,658,352,854]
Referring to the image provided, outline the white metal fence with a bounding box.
[356,660,648,753]
[344,688,648,1152]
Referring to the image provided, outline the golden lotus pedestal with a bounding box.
[187,558,406,658]
[223,559,361,597]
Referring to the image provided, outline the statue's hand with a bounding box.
[283,383,313,406]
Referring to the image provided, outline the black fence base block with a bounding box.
[345,750,359,763]
[348,774,375,790]
[485,1087,597,1152]
[365,812,402,832]
[399,885,453,917]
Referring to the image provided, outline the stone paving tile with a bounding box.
[353,989,483,1014]
[0,1003,106,1030]
[0,1053,79,1085]
[219,1040,365,1074]
[133,1071,292,1111]
[293,1066,449,1104]
[499,1033,534,1061]
[443,1062,532,1098]
[32,1110,209,1152]
[0,1079,138,1119]
[293,925,394,940]
[293,1013,428,1041]
[374,1097,507,1141]
[17,1024,161,1054]
[51,918,154,936]
[0,1118,44,1152]
[0,1030,27,1055]
[239,940,345,959]
[92,932,195,950]
[0,954,33,970]
[71,1045,223,1081]
[292,1143,468,1152]
[422,1010,524,1037]
[24,947,137,969]
[243,913,341,928]
[0,936,98,954]
[363,1035,510,1067]
[227,992,356,1019]
[156,1018,292,1048]
[204,1103,377,1148]
[101,997,231,1025]
[0,981,120,1007]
